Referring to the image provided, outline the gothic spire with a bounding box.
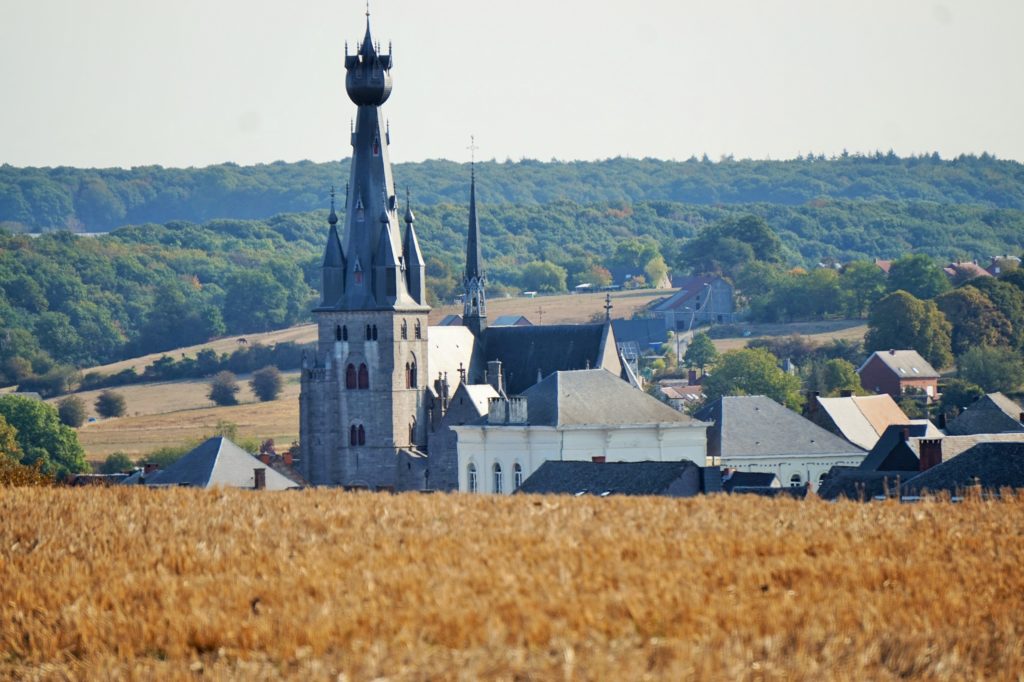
[462,149,487,335]
[465,165,483,281]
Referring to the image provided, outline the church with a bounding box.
[298,14,631,491]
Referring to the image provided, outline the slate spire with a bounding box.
[462,144,487,335]
[320,187,345,307]
[403,189,426,305]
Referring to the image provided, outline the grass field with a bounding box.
[1,489,1022,679]
[709,319,869,353]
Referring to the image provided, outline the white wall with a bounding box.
[719,453,866,490]
[454,423,707,494]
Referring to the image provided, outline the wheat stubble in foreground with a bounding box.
[1,488,1023,680]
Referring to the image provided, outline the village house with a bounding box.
[694,395,866,488]
[945,392,1024,436]
[805,392,942,451]
[452,369,709,494]
[648,275,736,330]
[857,349,939,401]
[129,437,301,490]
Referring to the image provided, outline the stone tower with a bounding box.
[299,13,430,488]
[462,166,487,336]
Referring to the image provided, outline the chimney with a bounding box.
[937,412,947,430]
[143,463,160,476]
[254,468,266,490]
[258,453,271,465]
[919,439,942,472]
[901,426,910,442]
[486,360,504,395]
[283,451,293,466]
[1019,412,1024,425]
[889,349,896,355]
[806,391,820,415]
[840,389,853,398]
[592,456,606,463]
[688,369,698,385]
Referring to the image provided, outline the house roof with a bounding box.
[517,460,705,496]
[520,369,702,428]
[611,318,667,349]
[814,393,922,450]
[491,315,532,327]
[437,314,463,326]
[458,383,500,416]
[650,275,724,313]
[694,396,865,458]
[907,432,1024,461]
[480,323,611,395]
[144,437,300,490]
[901,442,1024,495]
[943,261,991,281]
[858,350,939,379]
[721,471,778,492]
[874,259,892,274]
[945,393,1024,436]
[858,423,931,471]
[818,466,917,501]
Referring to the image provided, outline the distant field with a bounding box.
[2,489,1022,679]
[709,319,868,352]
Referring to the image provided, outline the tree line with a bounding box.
[3,152,1023,233]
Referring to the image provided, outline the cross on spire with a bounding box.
[467,135,478,179]
[604,293,613,321]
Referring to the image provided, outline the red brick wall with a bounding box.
[858,356,938,400]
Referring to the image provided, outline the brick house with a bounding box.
[857,350,939,401]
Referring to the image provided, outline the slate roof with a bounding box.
[520,369,702,428]
[143,437,300,490]
[480,323,610,395]
[650,275,727,312]
[859,423,931,471]
[814,394,939,450]
[491,315,532,327]
[694,396,865,458]
[945,393,1024,436]
[818,467,917,501]
[611,318,667,350]
[426,324,478,394]
[516,460,707,496]
[858,350,939,379]
[910,432,1024,461]
[901,442,1024,496]
[721,471,779,492]
[458,383,499,416]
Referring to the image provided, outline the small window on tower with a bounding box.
[366,325,372,340]
[414,320,422,339]
[358,363,369,389]
[358,425,366,445]
[342,325,348,341]
[372,325,378,341]
[335,325,342,342]
[346,364,357,390]
[350,425,358,446]
[401,320,408,340]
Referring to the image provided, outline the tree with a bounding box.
[100,451,134,474]
[935,287,1012,356]
[95,390,127,418]
[209,371,240,406]
[968,277,1024,349]
[0,456,52,487]
[250,366,283,402]
[886,254,951,300]
[683,332,718,374]
[644,255,669,288]
[939,378,985,418]
[57,395,87,427]
[957,345,1024,393]
[0,414,22,461]
[0,395,87,478]
[520,261,567,293]
[840,260,887,318]
[679,215,784,276]
[701,348,804,410]
[222,271,289,333]
[818,359,864,396]
[865,291,953,369]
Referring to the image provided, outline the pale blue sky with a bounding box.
[1,0,1021,168]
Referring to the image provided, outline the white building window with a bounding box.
[514,462,523,490]
[790,473,803,487]
[468,463,477,493]
[493,463,503,495]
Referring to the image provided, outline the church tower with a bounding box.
[300,12,430,488]
[462,165,487,336]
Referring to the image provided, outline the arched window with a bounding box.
[335,325,342,342]
[372,325,378,341]
[514,463,523,490]
[350,425,358,446]
[467,463,477,493]
[414,320,422,339]
[346,364,357,389]
[358,363,369,390]
[405,362,412,389]
[493,463,503,494]
[790,473,803,487]
[409,418,416,445]
[357,424,366,446]
[409,360,417,388]
[401,319,408,340]
[365,324,372,341]
[342,325,348,341]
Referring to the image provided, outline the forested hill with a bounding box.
[2,152,1023,232]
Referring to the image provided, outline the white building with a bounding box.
[452,370,709,494]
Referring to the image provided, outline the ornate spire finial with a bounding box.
[467,135,478,181]
[604,293,613,321]
[404,186,415,224]
[366,0,370,18]
[328,186,338,225]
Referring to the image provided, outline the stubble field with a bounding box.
[1,488,1022,680]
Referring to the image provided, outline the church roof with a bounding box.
[520,369,702,428]
[426,325,478,394]
[480,324,611,395]
[901,442,1024,496]
[144,437,300,490]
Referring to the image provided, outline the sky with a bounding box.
[1,0,1022,168]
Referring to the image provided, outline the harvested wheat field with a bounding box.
[2,490,1023,680]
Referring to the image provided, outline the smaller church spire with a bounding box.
[328,186,338,226]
